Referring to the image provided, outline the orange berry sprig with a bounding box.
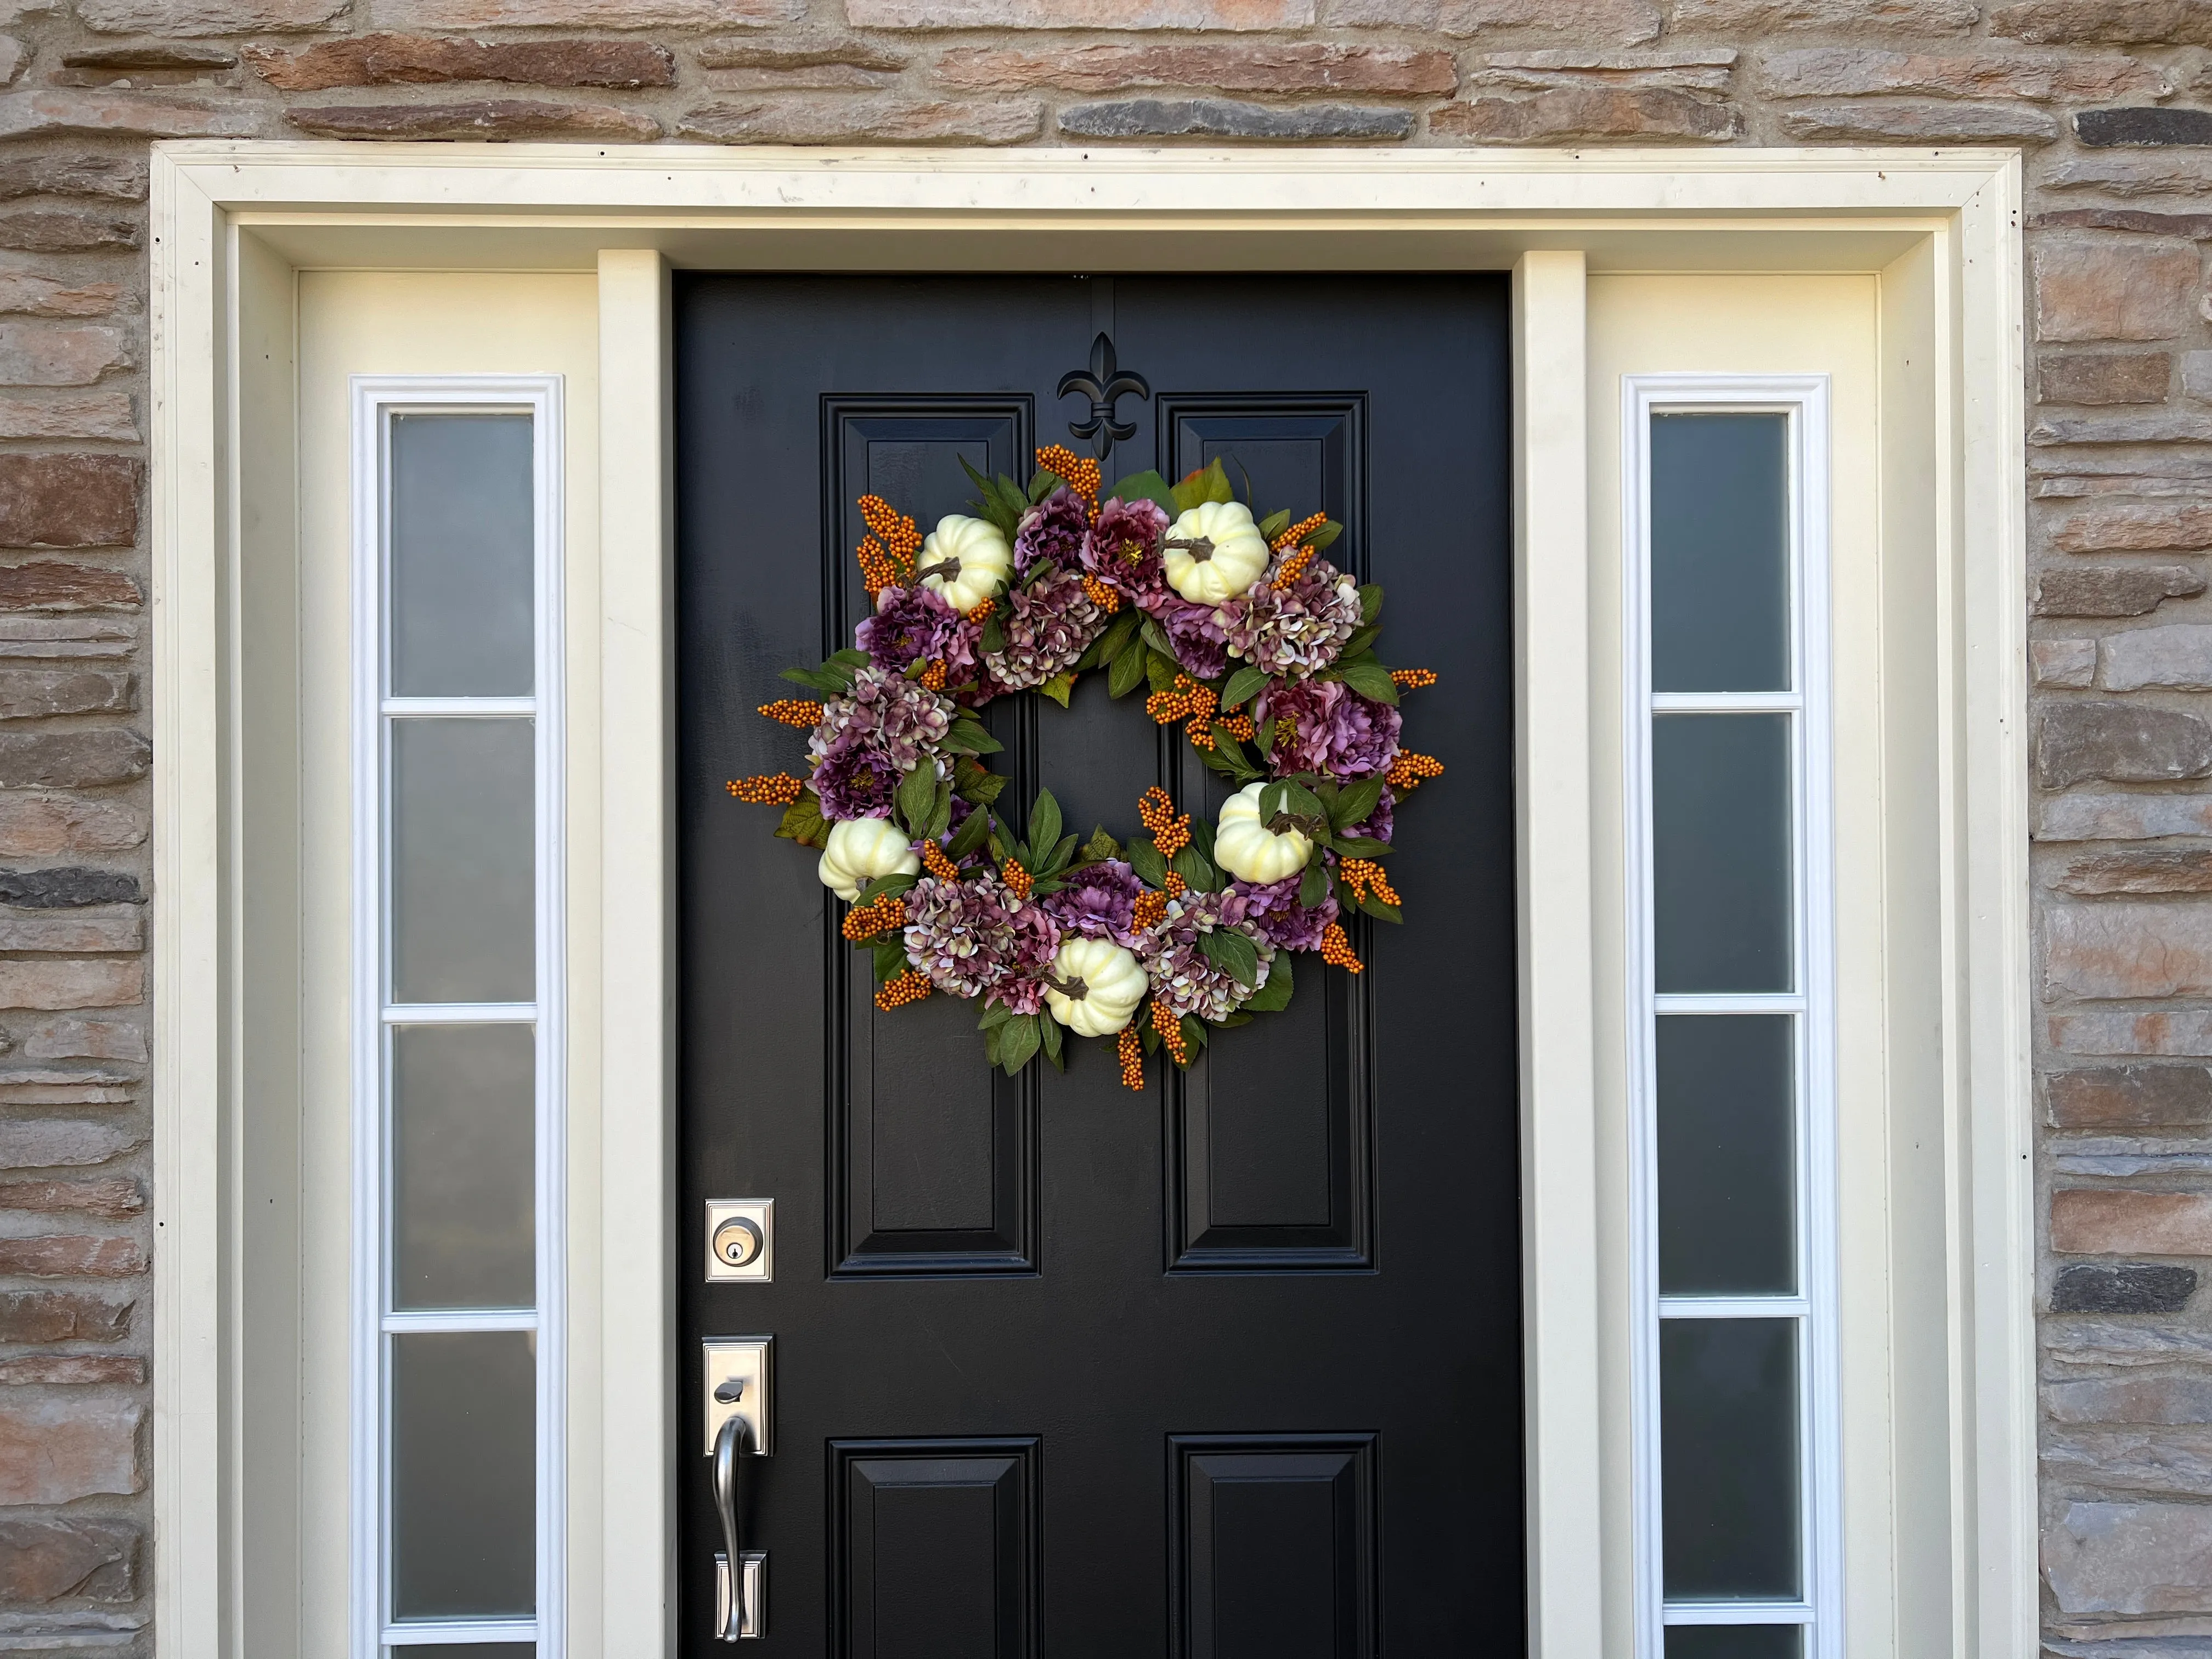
[1272,512,1327,552]
[876,970,931,1010]
[1118,1024,1146,1091]
[1391,668,1438,690]
[856,495,922,600]
[1082,574,1121,614]
[1216,713,1256,742]
[1385,751,1446,792]
[758,698,822,728]
[1319,922,1364,974]
[919,660,948,691]
[1338,858,1400,909]
[1001,859,1033,899]
[1163,871,1187,899]
[1147,674,1216,727]
[1132,889,1169,931]
[1036,444,1102,509]
[1152,1000,1190,1066]
[1138,786,1192,858]
[727,773,805,805]
[841,890,908,943]
[1272,545,1318,588]
[966,597,997,625]
[922,842,960,882]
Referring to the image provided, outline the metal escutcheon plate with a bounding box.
[706,1199,774,1283]
[703,1336,772,1457]
[714,1551,767,1639]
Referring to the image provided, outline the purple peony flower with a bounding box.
[901,872,1060,1008]
[1230,873,1340,953]
[1218,556,1363,678]
[1013,485,1090,577]
[983,565,1107,692]
[809,737,904,821]
[1253,677,1401,781]
[1040,857,1144,946]
[1150,594,1232,680]
[856,582,978,678]
[1137,889,1274,1023]
[1084,496,1171,607]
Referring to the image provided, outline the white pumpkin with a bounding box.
[1161,500,1271,606]
[1212,781,1314,885]
[817,816,921,902]
[1043,936,1147,1037]
[916,514,1013,612]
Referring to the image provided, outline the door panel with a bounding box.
[677,274,1519,1651]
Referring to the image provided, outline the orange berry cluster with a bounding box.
[1147,673,1216,727]
[856,495,922,599]
[1216,713,1256,742]
[922,842,960,882]
[1391,668,1438,690]
[1272,545,1318,588]
[1319,922,1364,974]
[1118,1024,1146,1091]
[1082,574,1121,614]
[918,659,948,691]
[1139,787,1191,857]
[1272,512,1327,551]
[841,890,907,943]
[1338,858,1400,908]
[1385,751,1445,792]
[1162,871,1187,899]
[1036,444,1102,507]
[757,698,822,728]
[966,597,997,625]
[1152,1000,1190,1065]
[1132,889,1169,931]
[1001,859,1033,899]
[727,773,805,805]
[876,970,931,1011]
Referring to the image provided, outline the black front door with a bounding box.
[676,273,1519,1655]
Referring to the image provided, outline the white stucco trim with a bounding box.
[148,144,2029,1659]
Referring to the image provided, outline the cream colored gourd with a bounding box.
[1043,937,1147,1036]
[1161,500,1270,606]
[816,816,921,901]
[916,514,1013,612]
[1212,781,1313,884]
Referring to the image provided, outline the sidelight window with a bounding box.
[1624,380,1839,1659]
[352,379,566,1659]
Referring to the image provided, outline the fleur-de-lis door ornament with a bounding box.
[1057,332,1151,462]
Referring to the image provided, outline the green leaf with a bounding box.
[1040,1012,1065,1071]
[1207,727,1259,780]
[983,1024,1001,1068]
[1278,781,1329,823]
[1298,861,1329,910]
[871,936,909,983]
[1336,660,1400,706]
[1358,584,1384,625]
[1022,788,1060,871]
[1255,718,1276,761]
[998,1013,1041,1076]
[1199,926,1260,988]
[1172,456,1234,512]
[1127,837,1169,888]
[896,764,939,839]
[955,755,1008,807]
[977,1001,1015,1031]
[1044,833,1079,876]
[1220,665,1267,712]
[827,647,870,671]
[779,664,847,695]
[1140,1022,1159,1057]
[1108,640,1149,699]
[1172,844,1217,892]
[856,871,918,905]
[1331,777,1385,833]
[1107,469,1179,518]
[1242,951,1294,1013]
[1139,617,1176,664]
[980,615,1007,656]
[942,718,1003,755]
[1144,649,1183,695]
[1029,467,1062,503]
[1333,835,1391,860]
[1260,781,1288,821]
[1080,825,1122,863]
[1359,894,1403,925]
[1187,812,1215,862]
[1307,520,1342,551]
[925,780,953,843]
[1257,508,1291,541]
[1179,1014,1207,1059]
[1340,624,1381,661]
[1211,1011,1252,1029]
[1038,671,1076,708]
[772,789,828,849]
[1093,608,1141,665]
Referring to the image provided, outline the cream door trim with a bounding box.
[148,145,2030,1659]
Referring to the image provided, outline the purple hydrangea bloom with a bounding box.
[1083,496,1171,607]
[1040,857,1144,946]
[1150,594,1231,681]
[806,665,956,820]
[1230,873,1340,952]
[856,582,978,678]
[1218,555,1362,678]
[901,872,1061,1011]
[1138,889,1274,1023]
[1254,678,1401,781]
[982,566,1106,692]
[1013,485,1090,577]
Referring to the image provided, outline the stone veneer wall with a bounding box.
[0,0,2198,1649]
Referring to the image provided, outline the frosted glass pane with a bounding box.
[393,1650,533,1658]
[1652,714,1792,994]
[390,414,533,697]
[1651,413,1790,694]
[392,717,534,1005]
[1666,1628,1801,1659]
[1661,1318,1801,1600]
[393,1024,533,1311]
[391,1331,535,1619]
[1658,1016,1795,1296]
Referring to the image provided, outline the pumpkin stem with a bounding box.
[1045,973,1090,1000]
[918,556,963,583]
[1164,534,1216,562]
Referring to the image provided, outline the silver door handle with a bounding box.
[712,1402,762,1640]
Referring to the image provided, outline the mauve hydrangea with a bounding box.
[1040,857,1144,946]
[806,666,956,820]
[1229,874,1340,953]
[856,582,978,678]
[1138,890,1274,1024]
[982,565,1105,692]
[1254,678,1401,781]
[1219,556,1362,678]
[1083,496,1170,606]
[1013,485,1090,577]
[901,872,1060,1009]
[1149,595,1232,681]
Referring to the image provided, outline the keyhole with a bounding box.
[713,1215,763,1268]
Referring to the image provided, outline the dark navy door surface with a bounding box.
[676,273,1520,1656]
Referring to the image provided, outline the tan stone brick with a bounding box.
[1761,46,2169,100]
[286,99,659,141]
[680,95,1043,144]
[1992,0,2212,43]
[0,91,266,139]
[2049,1374,2212,1423]
[1778,99,2061,142]
[0,394,136,443]
[2056,505,2212,554]
[2036,239,2202,343]
[2033,565,2204,617]
[0,795,145,856]
[0,462,136,552]
[22,1020,144,1063]
[854,0,1310,24]
[705,65,892,90]
[0,1234,143,1277]
[1060,97,1409,139]
[0,562,138,609]
[2041,793,2212,841]
[935,42,1455,95]
[2052,1008,2212,1056]
[1671,0,1977,27]
[2033,412,2212,445]
[0,1354,142,1384]
[2046,1427,2212,1496]
[0,1289,128,1344]
[2102,624,2212,689]
[78,0,346,28]
[2053,1189,2212,1255]
[2040,353,2171,407]
[0,960,142,1011]
[2054,847,2212,894]
[2047,1064,2212,1127]
[1463,48,1734,92]
[0,669,132,720]
[2038,703,2212,787]
[0,1398,137,1504]
[697,37,906,72]
[0,276,117,320]
[0,324,126,389]
[246,35,676,91]
[0,910,143,953]
[382,0,798,18]
[0,1177,143,1217]
[2034,638,2097,687]
[2046,900,2212,998]
[0,211,136,255]
[0,619,136,662]
[0,156,141,205]
[1330,0,1658,35]
[2046,157,2212,198]
[1431,86,1737,140]
[0,1516,137,1604]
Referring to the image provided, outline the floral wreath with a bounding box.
[728,445,1442,1091]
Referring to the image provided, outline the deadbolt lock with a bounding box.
[706,1200,773,1283]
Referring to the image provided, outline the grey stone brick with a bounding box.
[2052,1262,2199,1312]
[2035,703,2212,788]
[1058,97,1413,140]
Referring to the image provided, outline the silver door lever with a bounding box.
[712,1403,754,1640]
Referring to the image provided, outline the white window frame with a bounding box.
[349,374,568,1659]
[1622,374,1841,1659]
